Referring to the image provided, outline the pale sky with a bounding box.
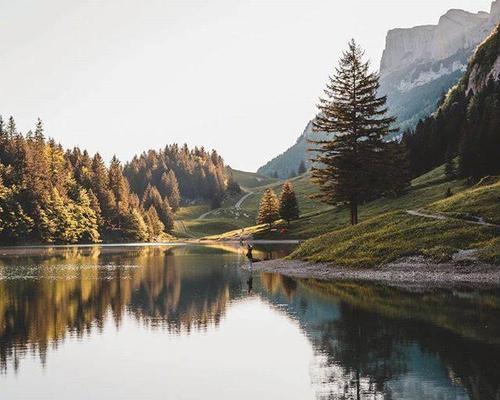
[0,0,493,171]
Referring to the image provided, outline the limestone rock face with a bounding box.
[381,4,498,77]
[257,3,500,178]
[379,1,500,136]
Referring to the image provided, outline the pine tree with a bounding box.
[90,153,116,231]
[73,188,100,243]
[145,206,165,241]
[0,178,33,243]
[108,155,130,218]
[156,197,174,232]
[123,208,149,242]
[257,188,279,229]
[297,160,307,175]
[226,168,242,194]
[142,184,162,210]
[160,170,181,211]
[310,40,397,225]
[444,146,456,180]
[384,141,411,196]
[279,182,299,225]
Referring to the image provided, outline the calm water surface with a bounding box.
[0,243,499,399]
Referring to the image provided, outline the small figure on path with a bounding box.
[246,244,253,271]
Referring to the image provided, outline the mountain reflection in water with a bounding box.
[0,244,498,400]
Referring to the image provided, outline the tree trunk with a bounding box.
[350,201,358,225]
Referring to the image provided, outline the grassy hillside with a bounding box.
[173,203,253,238]
[231,169,280,189]
[241,172,329,217]
[291,210,498,267]
[427,177,500,225]
[206,164,470,241]
[173,170,280,238]
[291,177,500,267]
[176,165,500,267]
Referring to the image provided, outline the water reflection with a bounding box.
[262,279,500,400]
[0,244,498,400]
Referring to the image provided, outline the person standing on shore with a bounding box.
[246,244,253,271]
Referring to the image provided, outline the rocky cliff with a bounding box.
[258,3,500,177]
[379,1,500,136]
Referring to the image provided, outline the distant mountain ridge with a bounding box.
[257,121,325,179]
[257,2,500,178]
[380,1,500,136]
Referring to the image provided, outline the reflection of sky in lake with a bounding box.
[0,244,498,399]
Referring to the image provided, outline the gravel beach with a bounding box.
[249,256,500,290]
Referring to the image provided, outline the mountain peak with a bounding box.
[380,2,497,76]
[491,0,500,18]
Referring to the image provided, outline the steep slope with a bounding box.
[404,24,500,178]
[290,178,500,267]
[231,169,280,189]
[257,121,326,178]
[380,1,500,136]
[258,2,500,178]
[289,28,500,267]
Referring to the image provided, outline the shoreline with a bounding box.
[249,257,500,290]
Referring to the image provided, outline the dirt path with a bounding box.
[197,191,254,220]
[234,191,253,209]
[407,209,500,228]
[197,209,216,220]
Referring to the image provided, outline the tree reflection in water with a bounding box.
[0,245,243,372]
[260,277,500,400]
[0,245,499,400]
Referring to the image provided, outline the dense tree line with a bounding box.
[403,26,500,180]
[0,117,174,244]
[0,117,232,244]
[403,77,500,180]
[123,145,227,209]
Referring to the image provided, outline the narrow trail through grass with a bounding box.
[407,209,500,228]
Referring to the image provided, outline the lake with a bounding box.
[0,243,498,399]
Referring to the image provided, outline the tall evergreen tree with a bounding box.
[444,146,456,180]
[297,160,307,175]
[279,182,299,225]
[123,208,149,242]
[156,197,174,232]
[383,141,411,196]
[145,206,165,241]
[257,188,280,229]
[108,155,130,219]
[160,170,181,211]
[310,40,397,225]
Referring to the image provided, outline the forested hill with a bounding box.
[0,117,230,245]
[403,24,500,179]
[123,145,227,206]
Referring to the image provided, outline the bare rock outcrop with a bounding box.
[381,3,499,78]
